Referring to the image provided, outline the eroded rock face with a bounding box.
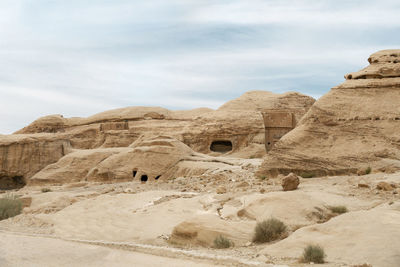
[0,134,70,188]
[29,148,126,185]
[258,49,400,177]
[86,136,194,182]
[1,91,314,187]
[14,91,315,157]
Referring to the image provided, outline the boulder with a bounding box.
[281,173,300,191]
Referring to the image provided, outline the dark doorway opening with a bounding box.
[155,175,161,180]
[132,170,137,178]
[141,175,148,182]
[210,140,233,153]
[0,176,26,190]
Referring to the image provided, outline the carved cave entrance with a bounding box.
[210,140,233,153]
[0,176,26,190]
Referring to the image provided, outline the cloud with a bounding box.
[0,0,399,133]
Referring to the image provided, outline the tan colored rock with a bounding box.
[170,215,253,247]
[0,134,71,188]
[262,204,400,266]
[281,173,300,191]
[376,181,394,191]
[216,186,227,194]
[0,91,315,186]
[358,183,370,189]
[30,148,126,185]
[14,91,314,158]
[258,50,400,177]
[87,136,194,182]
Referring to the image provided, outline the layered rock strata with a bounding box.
[258,49,400,177]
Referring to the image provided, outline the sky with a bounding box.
[0,0,400,134]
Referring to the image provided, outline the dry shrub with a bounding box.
[302,244,325,263]
[300,172,315,178]
[0,194,22,220]
[213,235,233,249]
[253,218,287,243]
[328,205,348,214]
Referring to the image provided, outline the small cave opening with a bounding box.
[132,170,137,178]
[141,175,148,182]
[210,140,233,153]
[0,176,26,190]
[155,175,161,180]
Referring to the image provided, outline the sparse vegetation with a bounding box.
[300,172,315,178]
[0,194,22,221]
[328,205,348,214]
[213,235,233,249]
[253,218,287,243]
[41,188,51,193]
[302,244,326,263]
[259,175,267,180]
[365,167,372,174]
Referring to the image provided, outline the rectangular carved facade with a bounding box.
[100,121,129,132]
[262,112,295,151]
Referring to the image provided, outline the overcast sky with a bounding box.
[1,0,399,134]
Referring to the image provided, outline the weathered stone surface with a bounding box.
[86,136,194,182]
[281,173,300,191]
[29,148,126,185]
[1,91,314,186]
[258,50,400,177]
[216,186,227,194]
[0,134,71,188]
[376,181,394,191]
[14,91,315,158]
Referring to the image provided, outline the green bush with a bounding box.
[259,175,267,181]
[213,235,233,249]
[328,205,348,214]
[302,244,325,263]
[0,194,22,220]
[300,172,315,178]
[253,218,287,243]
[365,167,372,175]
[41,188,51,193]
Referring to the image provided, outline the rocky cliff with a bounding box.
[257,49,400,177]
[1,91,314,186]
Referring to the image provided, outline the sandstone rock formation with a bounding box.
[1,91,314,186]
[0,134,71,189]
[258,49,400,177]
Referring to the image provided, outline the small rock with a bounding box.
[259,188,266,193]
[216,186,227,194]
[123,188,134,193]
[245,241,252,247]
[358,183,370,189]
[236,181,249,188]
[357,170,365,176]
[376,181,394,191]
[281,173,300,191]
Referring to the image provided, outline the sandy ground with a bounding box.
[0,231,225,267]
[1,166,399,266]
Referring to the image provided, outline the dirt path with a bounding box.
[0,230,275,267]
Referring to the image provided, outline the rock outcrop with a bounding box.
[14,91,314,157]
[0,134,70,189]
[1,91,314,186]
[258,50,400,177]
